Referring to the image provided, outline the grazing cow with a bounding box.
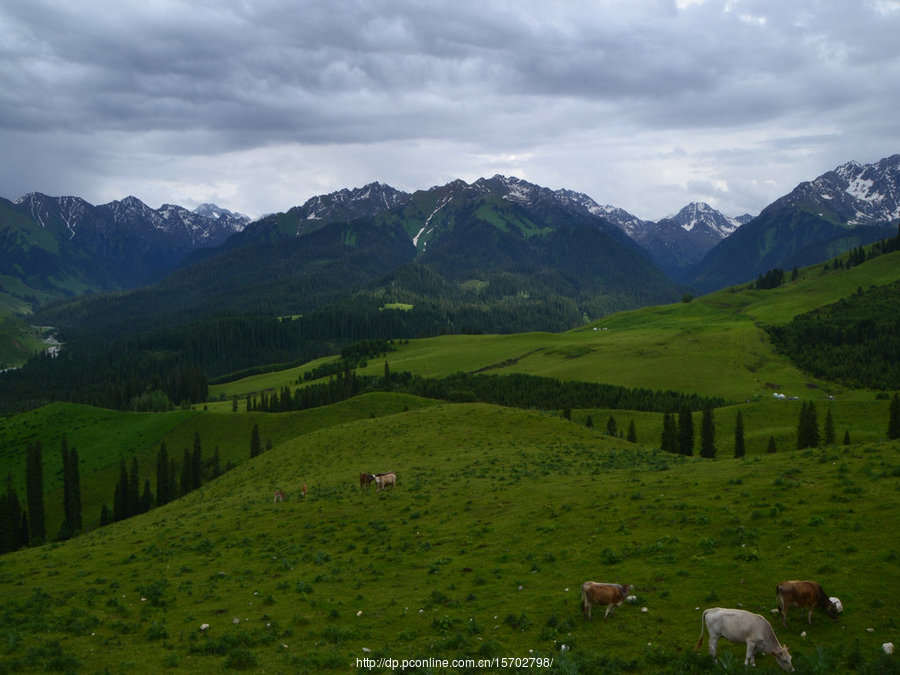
[359,472,376,489]
[273,490,285,503]
[374,472,396,491]
[301,484,308,497]
[580,582,632,619]
[697,607,793,671]
[775,580,839,627]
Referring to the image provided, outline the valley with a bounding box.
[1,248,899,672]
[1,157,899,672]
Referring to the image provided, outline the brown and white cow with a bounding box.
[697,607,793,671]
[580,582,632,619]
[359,472,376,489]
[374,472,396,491]
[775,580,839,627]
[273,489,285,503]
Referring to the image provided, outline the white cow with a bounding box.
[374,472,396,491]
[696,607,793,671]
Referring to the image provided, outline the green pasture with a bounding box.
[0,403,898,673]
[0,394,440,539]
[210,252,900,406]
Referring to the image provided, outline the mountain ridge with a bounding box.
[688,155,900,292]
[3,154,900,352]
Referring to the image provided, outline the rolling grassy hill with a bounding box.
[0,403,898,673]
[1,250,900,672]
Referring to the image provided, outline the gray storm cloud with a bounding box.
[1,0,898,219]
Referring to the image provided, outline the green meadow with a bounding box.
[1,403,899,673]
[1,252,899,673]
[210,253,900,406]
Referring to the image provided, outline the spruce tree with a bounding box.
[59,437,71,535]
[250,424,262,459]
[734,410,745,458]
[585,415,594,429]
[808,402,820,448]
[168,457,178,500]
[660,412,670,452]
[128,457,140,518]
[180,449,193,496]
[843,430,851,445]
[606,416,618,437]
[60,438,82,537]
[627,420,637,443]
[661,412,679,454]
[114,459,128,521]
[19,511,28,551]
[211,447,221,479]
[700,406,716,458]
[824,407,835,445]
[796,402,809,449]
[2,474,25,553]
[100,504,112,527]
[140,479,154,514]
[192,432,203,490]
[767,436,777,454]
[0,481,10,554]
[26,441,46,544]
[889,393,900,440]
[796,401,820,449]
[71,447,82,531]
[678,408,694,456]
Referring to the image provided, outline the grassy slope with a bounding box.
[1,252,899,672]
[0,403,898,673]
[0,394,439,539]
[210,252,900,406]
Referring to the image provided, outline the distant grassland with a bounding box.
[0,403,898,673]
[211,253,900,406]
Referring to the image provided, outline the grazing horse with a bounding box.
[775,580,839,627]
[359,472,376,489]
[580,582,632,619]
[273,490,285,503]
[374,472,397,491]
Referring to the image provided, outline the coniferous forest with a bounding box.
[767,280,900,390]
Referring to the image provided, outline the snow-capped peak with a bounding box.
[668,202,742,237]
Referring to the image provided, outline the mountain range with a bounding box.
[2,154,899,358]
[0,193,249,295]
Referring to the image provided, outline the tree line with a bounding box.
[655,397,880,460]
[767,281,900,390]
[0,428,245,556]
[0,437,80,554]
[243,367,724,415]
[659,406,719,458]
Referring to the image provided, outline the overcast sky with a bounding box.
[1,0,898,221]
